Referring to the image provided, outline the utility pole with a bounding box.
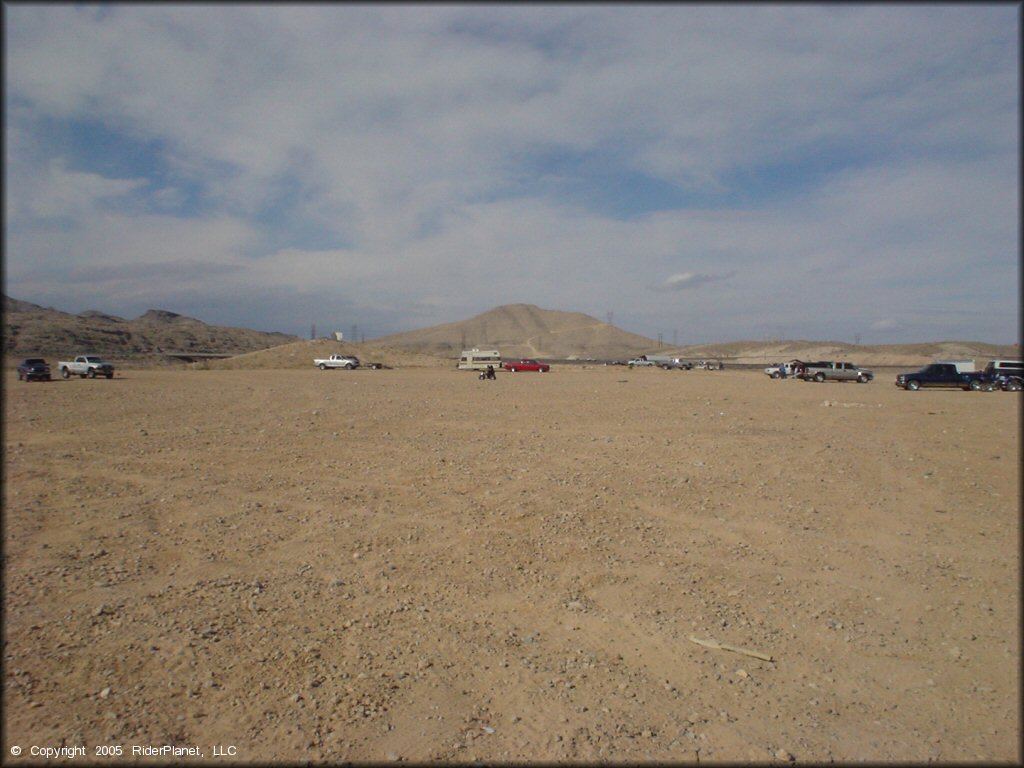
[311,323,316,340]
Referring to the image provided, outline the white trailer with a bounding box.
[458,348,501,370]
[936,359,975,373]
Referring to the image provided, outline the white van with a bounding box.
[458,348,501,370]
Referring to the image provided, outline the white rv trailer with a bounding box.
[458,348,502,370]
[936,359,976,373]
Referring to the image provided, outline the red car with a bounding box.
[502,359,550,373]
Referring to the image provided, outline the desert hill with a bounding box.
[3,296,299,362]
[354,303,1021,367]
[372,303,659,359]
[3,296,1018,368]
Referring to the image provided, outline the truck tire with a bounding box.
[969,379,982,391]
[61,367,71,379]
[106,372,113,379]
[88,368,96,378]
[319,363,328,370]
[906,380,920,391]
[857,374,869,383]
[814,372,826,383]
[771,371,781,379]
[345,363,354,370]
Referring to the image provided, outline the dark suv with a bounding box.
[17,358,52,382]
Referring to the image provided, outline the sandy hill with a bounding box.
[3,296,298,362]
[369,304,1020,366]
[373,303,659,359]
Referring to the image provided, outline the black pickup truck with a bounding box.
[16,358,51,382]
[894,363,992,391]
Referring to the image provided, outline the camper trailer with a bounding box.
[458,348,502,371]
[936,359,976,373]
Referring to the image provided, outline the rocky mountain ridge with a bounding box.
[4,296,1019,367]
[3,296,299,362]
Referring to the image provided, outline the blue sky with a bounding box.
[4,4,1019,344]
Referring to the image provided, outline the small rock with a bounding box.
[775,748,794,762]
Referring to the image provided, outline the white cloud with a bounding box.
[3,5,1018,342]
[870,319,903,333]
[652,272,736,292]
[8,157,145,222]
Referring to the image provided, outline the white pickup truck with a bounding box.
[765,361,802,379]
[314,354,360,370]
[58,355,115,379]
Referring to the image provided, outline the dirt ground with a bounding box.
[4,364,1020,764]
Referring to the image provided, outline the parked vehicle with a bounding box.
[17,357,51,382]
[657,358,692,370]
[58,355,114,379]
[458,348,502,371]
[765,360,804,379]
[894,363,992,391]
[642,355,692,370]
[314,354,360,370]
[798,361,874,383]
[627,358,656,367]
[994,375,1023,391]
[983,359,1023,379]
[696,360,723,370]
[502,359,550,373]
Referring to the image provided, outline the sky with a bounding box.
[4,4,1020,345]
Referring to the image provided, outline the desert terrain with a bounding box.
[3,362,1020,763]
